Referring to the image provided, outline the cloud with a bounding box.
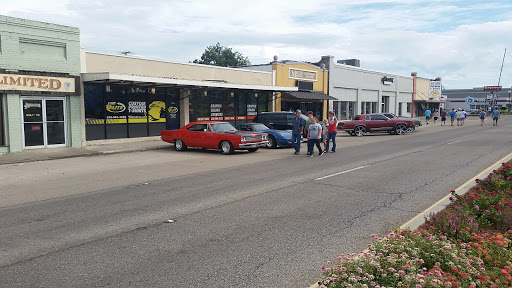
[1,0,512,88]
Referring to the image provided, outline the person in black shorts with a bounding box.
[433,110,439,125]
[440,109,447,126]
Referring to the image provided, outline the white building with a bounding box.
[318,56,413,120]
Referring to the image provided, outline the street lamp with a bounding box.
[509,90,511,112]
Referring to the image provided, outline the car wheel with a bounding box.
[247,148,258,152]
[406,126,415,133]
[353,126,366,136]
[220,140,234,155]
[174,139,187,151]
[395,124,407,135]
[266,136,277,149]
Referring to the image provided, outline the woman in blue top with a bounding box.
[479,109,486,126]
[492,107,500,126]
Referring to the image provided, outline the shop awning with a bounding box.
[414,93,442,102]
[284,91,337,100]
[82,73,298,92]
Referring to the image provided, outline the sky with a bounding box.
[1,0,512,89]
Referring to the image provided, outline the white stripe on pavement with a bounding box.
[315,165,370,180]
[447,139,463,145]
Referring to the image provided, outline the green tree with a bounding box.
[193,43,251,67]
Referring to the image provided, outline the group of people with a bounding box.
[291,109,337,157]
[425,107,501,127]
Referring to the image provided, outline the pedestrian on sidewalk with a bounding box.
[433,110,439,125]
[492,107,500,126]
[304,111,314,155]
[321,118,328,151]
[291,109,306,155]
[325,111,337,153]
[307,117,324,157]
[425,108,431,124]
[449,108,456,126]
[479,109,486,125]
[440,109,447,126]
[455,108,463,126]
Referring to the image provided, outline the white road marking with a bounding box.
[447,139,463,145]
[315,165,370,180]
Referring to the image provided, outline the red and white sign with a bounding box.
[484,86,502,91]
[197,117,210,121]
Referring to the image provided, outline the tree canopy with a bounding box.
[193,43,251,67]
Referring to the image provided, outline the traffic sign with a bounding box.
[465,96,475,104]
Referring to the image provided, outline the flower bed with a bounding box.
[319,161,512,288]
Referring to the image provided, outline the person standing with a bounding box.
[425,108,431,124]
[449,108,456,126]
[304,111,314,155]
[492,107,501,126]
[432,110,439,125]
[291,109,306,155]
[325,111,337,153]
[440,109,447,126]
[479,109,486,125]
[455,108,463,126]
[461,109,467,125]
[321,118,328,151]
[307,117,324,157]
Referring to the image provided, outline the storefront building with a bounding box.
[443,87,512,112]
[82,52,296,141]
[411,73,442,117]
[318,56,413,120]
[244,58,333,120]
[0,16,81,154]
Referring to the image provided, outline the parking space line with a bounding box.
[315,165,370,181]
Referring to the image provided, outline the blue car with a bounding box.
[236,123,302,148]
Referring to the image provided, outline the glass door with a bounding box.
[22,97,66,148]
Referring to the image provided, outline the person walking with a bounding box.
[440,109,447,126]
[432,110,439,125]
[479,109,486,126]
[455,108,463,126]
[449,108,456,126]
[461,109,467,126]
[291,109,306,155]
[307,117,324,157]
[321,118,328,151]
[304,111,314,155]
[425,108,432,124]
[492,107,501,126]
[325,111,337,153]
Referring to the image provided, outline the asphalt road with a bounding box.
[1,116,511,288]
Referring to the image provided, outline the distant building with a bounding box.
[443,87,512,112]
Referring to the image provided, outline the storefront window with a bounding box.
[209,90,223,121]
[105,85,128,139]
[127,86,149,138]
[247,92,258,121]
[147,88,167,136]
[84,83,106,141]
[258,92,269,114]
[236,91,247,122]
[224,91,235,125]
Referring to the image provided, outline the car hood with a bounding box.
[222,131,267,137]
[261,129,292,136]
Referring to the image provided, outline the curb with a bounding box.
[308,150,512,288]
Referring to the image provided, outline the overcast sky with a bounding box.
[2,0,512,89]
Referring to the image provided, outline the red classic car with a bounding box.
[161,121,269,154]
[339,114,415,136]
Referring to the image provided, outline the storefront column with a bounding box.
[5,94,23,153]
[180,89,189,127]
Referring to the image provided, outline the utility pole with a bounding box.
[495,48,507,108]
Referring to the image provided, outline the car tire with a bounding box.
[220,140,234,155]
[174,139,187,151]
[247,148,258,152]
[266,136,277,149]
[353,126,366,136]
[395,124,407,135]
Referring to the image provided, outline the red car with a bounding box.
[339,114,415,136]
[161,121,268,154]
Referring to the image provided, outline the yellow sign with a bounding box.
[0,73,76,93]
[288,68,317,81]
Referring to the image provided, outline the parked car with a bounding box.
[253,112,310,139]
[161,121,268,154]
[236,123,302,148]
[383,113,422,132]
[338,114,415,136]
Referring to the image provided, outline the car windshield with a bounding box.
[250,124,270,131]
[210,123,237,133]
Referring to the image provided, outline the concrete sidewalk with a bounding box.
[0,137,170,165]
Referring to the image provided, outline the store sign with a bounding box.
[288,68,317,81]
[484,86,502,91]
[106,102,126,113]
[0,73,76,93]
[429,80,442,98]
[381,76,394,85]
